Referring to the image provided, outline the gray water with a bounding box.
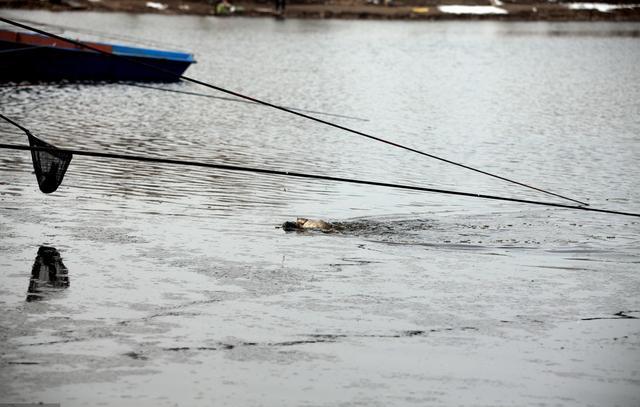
[1,10,639,406]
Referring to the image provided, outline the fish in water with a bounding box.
[282,218,335,232]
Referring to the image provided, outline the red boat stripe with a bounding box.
[0,29,113,53]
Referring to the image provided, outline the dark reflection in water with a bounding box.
[26,246,70,302]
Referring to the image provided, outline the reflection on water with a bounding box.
[26,246,70,302]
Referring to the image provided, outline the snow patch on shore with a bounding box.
[146,2,168,10]
[439,5,508,15]
[567,3,640,12]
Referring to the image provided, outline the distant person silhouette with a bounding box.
[275,0,286,15]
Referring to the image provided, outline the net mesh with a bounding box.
[27,133,72,193]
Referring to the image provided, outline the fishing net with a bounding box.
[27,132,72,193]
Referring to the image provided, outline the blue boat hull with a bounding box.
[1,41,191,82]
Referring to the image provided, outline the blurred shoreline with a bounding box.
[2,0,640,21]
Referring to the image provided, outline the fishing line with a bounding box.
[0,82,368,122]
[0,16,589,207]
[2,17,186,51]
[1,114,638,218]
[1,142,637,218]
[0,45,47,54]
[125,83,369,122]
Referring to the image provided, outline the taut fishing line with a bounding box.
[0,83,368,122]
[8,16,186,52]
[0,16,588,206]
[124,83,369,122]
[1,114,638,218]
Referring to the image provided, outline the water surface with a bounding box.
[1,11,639,406]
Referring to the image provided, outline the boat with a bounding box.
[0,29,196,82]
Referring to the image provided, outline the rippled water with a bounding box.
[1,11,639,406]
